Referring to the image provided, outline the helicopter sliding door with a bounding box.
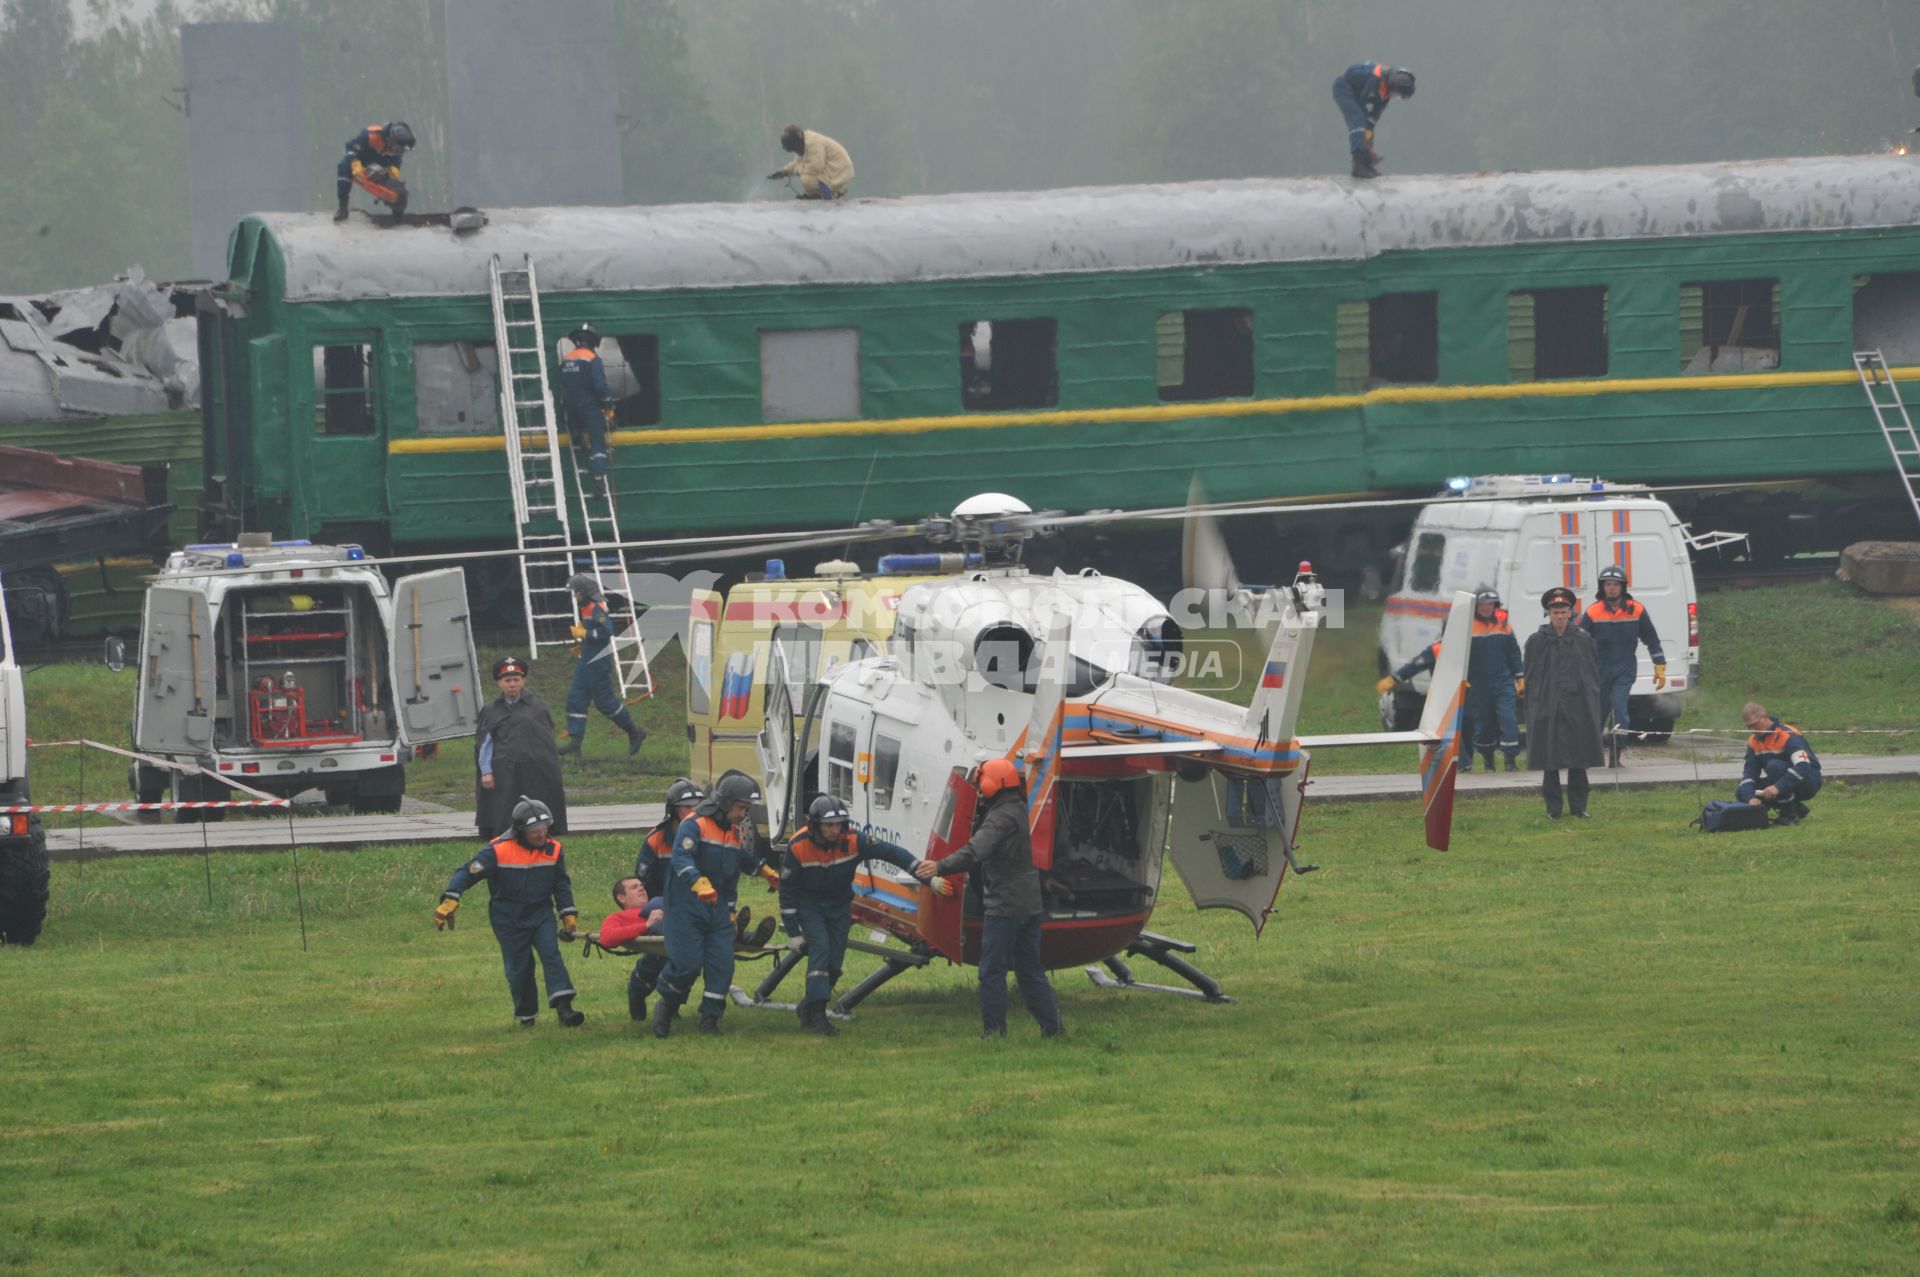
[916,766,977,957]
[1165,770,1302,936]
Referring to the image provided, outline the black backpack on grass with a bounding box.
[1691,800,1772,833]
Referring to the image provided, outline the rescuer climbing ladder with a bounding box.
[1853,350,1920,532]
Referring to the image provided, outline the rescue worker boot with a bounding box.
[554,995,586,1028]
[626,723,647,756]
[1459,753,1474,774]
[333,198,350,222]
[1481,749,1496,773]
[1504,753,1520,773]
[557,735,583,757]
[803,1000,839,1036]
[1351,155,1379,180]
[651,998,678,1039]
[628,984,647,1022]
[696,1014,724,1036]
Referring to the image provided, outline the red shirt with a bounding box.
[599,907,654,947]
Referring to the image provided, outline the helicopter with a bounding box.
[711,491,1474,1014]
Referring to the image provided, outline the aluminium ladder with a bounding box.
[1852,350,1920,532]
[487,254,577,656]
[561,425,655,703]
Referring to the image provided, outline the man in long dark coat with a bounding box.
[1523,587,1605,820]
[474,656,568,837]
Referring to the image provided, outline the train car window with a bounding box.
[1852,272,1920,365]
[1157,308,1254,401]
[412,342,499,434]
[871,734,902,810]
[1335,301,1369,393]
[1368,292,1438,384]
[760,328,861,423]
[1680,279,1779,373]
[313,343,376,436]
[1408,531,1446,592]
[558,332,661,427]
[1509,287,1608,381]
[960,318,1057,410]
[828,721,856,801]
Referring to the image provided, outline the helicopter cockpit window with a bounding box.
[1130,618,1185,683]
[871,734,902,810]
[827,721,856,801]
[1408,532,1447,593]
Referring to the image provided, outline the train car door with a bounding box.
[388,570,484,746]
[305,334,389,527]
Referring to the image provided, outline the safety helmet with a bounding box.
[975,757,1022,799]
[1474,586,1501,609]
[713,772,762,808]
[566,572,604,601]
[1385,68,1415,97]
[665,778,704,813]
[385,121,416,150]
[511,796,554,836]
[567,325,602,350]
[807,794,851,842]
[1598,564,1628,586]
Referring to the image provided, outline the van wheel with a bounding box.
[1631,711,1677,746]
[349,765,406,815]
[0,815,51,946]
[130,763,168,824]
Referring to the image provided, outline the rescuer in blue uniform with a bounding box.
[652,773,780,1037]
[558,573,646,758]
[1736,701,1822,824]
[780,795,948,1035]
[1465,587,1526,773]
[433,797,585,1027]
[334,121,415,221]
[626,777,703,1021]
[557,326,616,498]
[1332,63,1414,180]
[1377,633,1481,770]
[1580,564,1666,767]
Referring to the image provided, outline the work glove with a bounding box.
[1652,663,1667,691]
[692,876,719,903]
[758,864,782,893]
[1374,675,1397,695]
[558,912,578,941]
[928,873,954,898]
[433,898,459,930]
[1515,676,1526,697]
[602,405,615,425]
[570,623,587,640]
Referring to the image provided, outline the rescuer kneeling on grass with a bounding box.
[916,759,1063,1039]
[781,795,949,1036]
[1737,701,1822,825]
[435,797,585,1028]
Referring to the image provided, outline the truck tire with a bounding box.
[349,765,406,816]
[0,815,51,946]
[130,762,168,824]
[171,773,228,824]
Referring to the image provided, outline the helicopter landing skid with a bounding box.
[727,935,931,1020]
[1084,931,1234,1003]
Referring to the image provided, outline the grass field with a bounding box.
[19,581,1920,827]
[4,778,1917,1274]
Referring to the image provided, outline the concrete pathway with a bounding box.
[44,752,1920,859]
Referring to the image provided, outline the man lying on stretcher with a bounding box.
[599,876,776,949]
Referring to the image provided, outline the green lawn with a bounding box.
[4,780,1917,1273]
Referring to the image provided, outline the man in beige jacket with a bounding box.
[768,124,853,200]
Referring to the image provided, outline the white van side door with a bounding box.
[136,587,216,754]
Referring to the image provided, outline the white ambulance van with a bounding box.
[1378,476,1710,738]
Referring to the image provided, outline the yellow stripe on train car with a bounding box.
[385,365,1920,456]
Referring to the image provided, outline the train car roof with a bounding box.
[246,154,1920,304]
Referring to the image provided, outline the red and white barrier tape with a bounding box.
[1,798,290,814]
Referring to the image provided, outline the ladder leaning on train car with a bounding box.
[1852,350,1920,532]
[486,255,653,700]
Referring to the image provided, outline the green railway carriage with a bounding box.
[197,154,1920,574]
